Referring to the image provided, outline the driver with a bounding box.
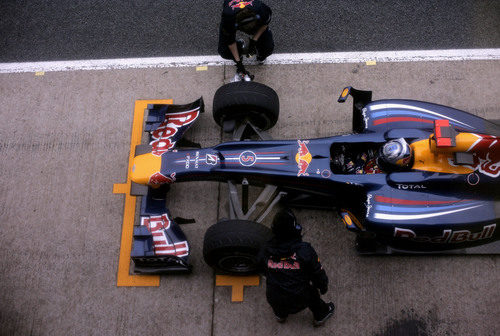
[377,138,413,171]
[218,0,274,77]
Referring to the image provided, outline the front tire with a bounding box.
[212,82,279,131]
[203,219,272,274]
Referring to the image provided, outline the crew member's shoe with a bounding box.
[256,55,267,64]
[313,302,335,327]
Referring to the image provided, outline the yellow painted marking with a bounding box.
[216,275,260,302]
[365,60,377,66]
[113,99,172,287]
[113,183,128,194]
[196,66,208,71]
[35,71,45,76]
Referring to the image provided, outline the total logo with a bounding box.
[296,140,312,176]
[396,184,427,190]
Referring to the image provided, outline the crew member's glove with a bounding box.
[247,39,257,57]
[235,60,247,74]
[319,285,328,295]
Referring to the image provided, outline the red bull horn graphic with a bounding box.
[295,140,312,176]
[149,172,176,185]
[467,135,500,178]
[228,0,254,10]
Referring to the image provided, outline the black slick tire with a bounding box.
[203,219,272,274]
[213,82,279,130]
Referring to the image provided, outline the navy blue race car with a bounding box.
[127,82,500,275]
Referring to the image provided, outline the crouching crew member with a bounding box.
[218,0,274,76]
[259,209,335,327]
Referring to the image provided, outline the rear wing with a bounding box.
[338,87,500,136]
[337,86,373,133]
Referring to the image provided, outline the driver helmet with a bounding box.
[379,138,413,168]
[272,209,302,239]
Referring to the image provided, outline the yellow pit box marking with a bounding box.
[216,275,260,302]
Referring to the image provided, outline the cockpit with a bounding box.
[330,143,383,174]
[330,119,498,176]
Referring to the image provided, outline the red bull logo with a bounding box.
[295,140,312,176]
[228,0,254,9]
[468,135,500,177]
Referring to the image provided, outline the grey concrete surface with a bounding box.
[0,60,499,336]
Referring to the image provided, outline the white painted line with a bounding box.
[373,204,483,221]
[1,48,499,73]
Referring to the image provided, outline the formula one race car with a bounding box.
[127,82,500,275]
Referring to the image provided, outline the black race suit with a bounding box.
[260,237,330,320]
[218,0,274,61]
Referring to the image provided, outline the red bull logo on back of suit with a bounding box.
[228,0,254,10]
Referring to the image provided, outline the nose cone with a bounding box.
[130,153,162,185]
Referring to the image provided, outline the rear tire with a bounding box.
[203,219,272,274]
[213,82,279,130]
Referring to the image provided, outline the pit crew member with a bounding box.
[259,209,335,326]
[218,0,274,76]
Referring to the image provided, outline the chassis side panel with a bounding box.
[358,99,500,135]
[363,187,499,252]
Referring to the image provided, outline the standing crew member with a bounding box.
[218,0,274,76]
[260,209,335,327]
